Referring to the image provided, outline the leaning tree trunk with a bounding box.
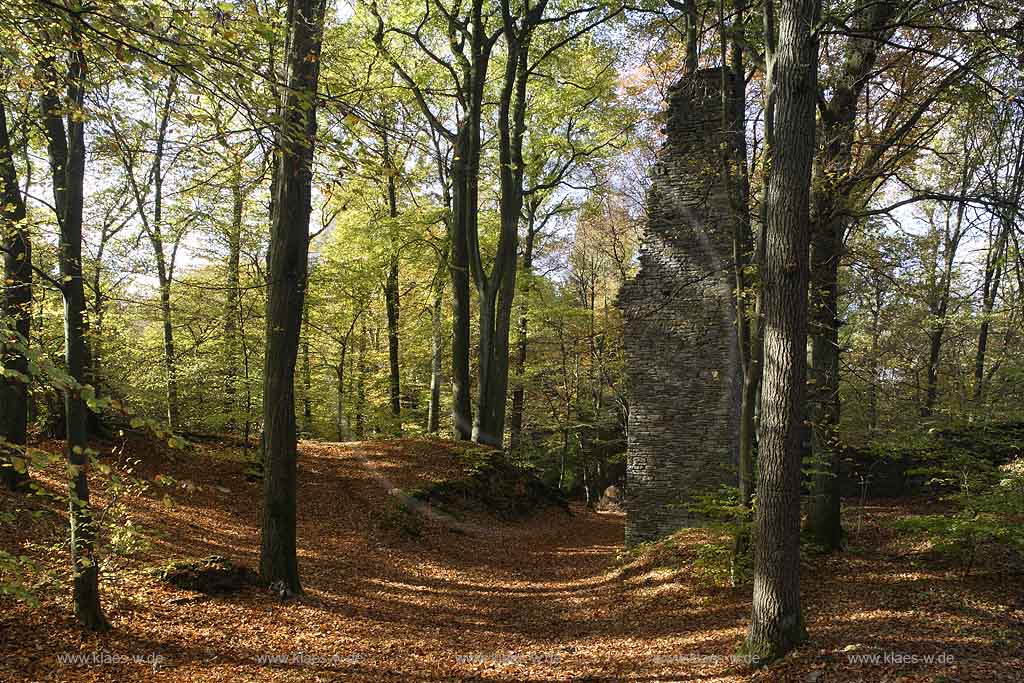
[41,44,108,631]
[743,0,817,663]
[259,0,327,597]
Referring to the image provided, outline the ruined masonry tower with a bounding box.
[617,69,742,546]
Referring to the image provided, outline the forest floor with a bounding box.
[1,436,1022,682]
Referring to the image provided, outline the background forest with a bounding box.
[1,0,1024,678]
[4,0,1022,490]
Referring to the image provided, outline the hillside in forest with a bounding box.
[1,436,1022,682]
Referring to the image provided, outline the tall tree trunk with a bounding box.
[0,96,31,492]
[225,160,243,431]
[152,75,180,429]
[471,9,533,447]
[301,302,312,435]
[508,205,539,452]
[719,0,758,568]
[335,344,346,441]
[974,224,1008,403]
[450,134,476,441]
[355,322,366,439]
[383,166,401,434]
[427,274,444,434]
[744,0,817,662]
[868,279,883,432]
[41,43,108,631]
[975,126,1024,401]
[921,133,972,419]
[259,0,327,596]
[805,0,895,551]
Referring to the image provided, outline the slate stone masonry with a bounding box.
[617,69,742,546]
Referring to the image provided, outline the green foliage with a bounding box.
[686,485,753,586]
[895,456,1024,575]
[377,491,424,539]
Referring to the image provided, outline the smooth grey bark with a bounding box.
[370,0,499,441]
[0,96,31,492]
[259,0,327,596]
[471,0,542,446]
[743,0,817,663]
[40,43,108,631]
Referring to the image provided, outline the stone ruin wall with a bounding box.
[617,69,742,546]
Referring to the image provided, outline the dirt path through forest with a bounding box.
[2,438,1020,682]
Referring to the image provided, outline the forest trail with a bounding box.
[1,438,1020,682]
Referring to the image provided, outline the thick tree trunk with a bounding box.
[259,0,327,596]
[41,45,108,631]
[804,0,894,550]
[471,18,531,448]
[0,97,31,492]
[744,0,817,663]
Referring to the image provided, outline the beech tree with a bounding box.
[39,26,108,631]
[0,94,31,492]
[259,0,329,595]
